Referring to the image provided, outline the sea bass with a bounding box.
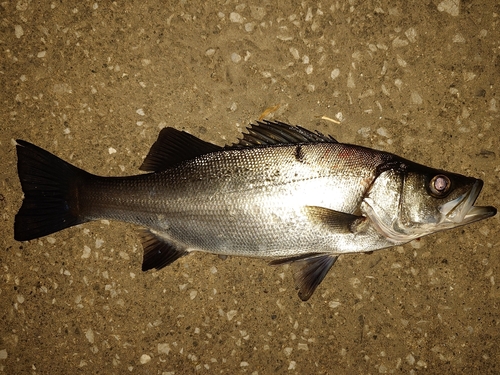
[14,121,496,300]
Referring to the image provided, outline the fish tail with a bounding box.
[14,140,89,241]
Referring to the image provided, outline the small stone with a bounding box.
[226,310,237,321]
[85,328,94,344]
[15,25,24,38]
[411,91,423,105]
[108,147,116,154]
[229,12,244,23]
[405,27,417,43]
[158,343,170,355]
[140,354,151,364]
[453,33,466,43]
[392,37,409,48]
[250,6,266,20]
[289,47,300,60]
[37,51,46,58]
[330,68,340,80]
[437,0,460,16]
[328,301,341,308]
[230,52,241,63]
[136,108,145,116]
[347,72,355,88]
[0,349,7,360]
[82,245,91,259]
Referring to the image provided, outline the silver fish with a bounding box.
[14,121,496,300]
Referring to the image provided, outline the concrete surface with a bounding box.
[1,0,499,374]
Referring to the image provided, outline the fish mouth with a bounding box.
[439,180,497,225]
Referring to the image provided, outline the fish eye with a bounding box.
[429,174,451,197]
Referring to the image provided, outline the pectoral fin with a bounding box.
[305,206,365,233]
[270,254,338,301]
[138,229,189,271]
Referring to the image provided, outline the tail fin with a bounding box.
[14,140,89,241]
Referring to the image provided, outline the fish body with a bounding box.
[14,121,496,300]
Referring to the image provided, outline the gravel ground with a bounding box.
[1,1,499,374]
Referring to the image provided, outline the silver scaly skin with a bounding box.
[14,121,496,300]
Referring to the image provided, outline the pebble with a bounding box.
[15,25,24,38]
[231,52,242,63]
[437,0,460,16]
[229,12,244,23]
[140,354,151,364]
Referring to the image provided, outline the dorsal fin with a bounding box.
[139,127,223,172]
[229,120,337,148]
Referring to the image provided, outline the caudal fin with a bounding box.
[14,140,89,241]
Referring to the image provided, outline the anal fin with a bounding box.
[270,254,338,301]
[138,229,189,271]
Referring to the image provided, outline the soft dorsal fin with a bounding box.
[139,127,223,172]
[229,120,337,148]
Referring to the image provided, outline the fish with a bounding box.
[14,121,497,301]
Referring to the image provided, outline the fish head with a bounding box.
[362,162,496,243]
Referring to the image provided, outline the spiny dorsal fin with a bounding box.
[139,127,222,172]
[230,120,337,148]
[270,253,338,301]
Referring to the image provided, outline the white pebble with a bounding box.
[405,27,417,43]
[205,48,216,57]
[406,353,415,365]
[140,354,151,364]
[328,301,341,308]
[230,52,241,63]
[158,343,170,355]
[119,251,130,260]
[229,12,244,23]
[82,245,91,259]
[305,65,313,74]
[37,51,46,58]
[189,290,198,300]
[437,0,460,16]
[136,108,145,116]
[330,68,340,80]
[15,25,24,38]
[376,127,390,138]
[108,147,116,154]
[244,22,255,32]
[410,91,423,105]
[0,349,7,360]
[85,328,94,344]
[250,6,266,20]
[289,47,300,60]
[347,72,355,88]
[489,98,497,112]
[453,33,466,43]
[392,37,408,48]
[226,310,237,321]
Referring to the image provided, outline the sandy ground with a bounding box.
[1,1,499,374]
